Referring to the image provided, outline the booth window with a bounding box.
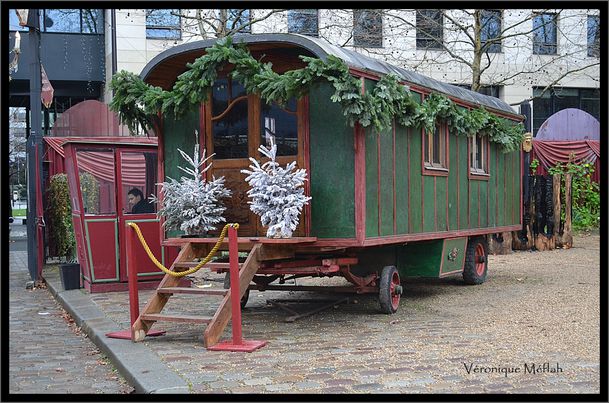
[260,97,298,156]
[211,77,249,159]
[146,9,181,39]
[76,150,116,215]
[470,134,489,177]
[121,151,157,214]
[423,123,448,172]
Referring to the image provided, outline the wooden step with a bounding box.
[140,313,212,324]
[157,287,228,296]
[172,261,241,271]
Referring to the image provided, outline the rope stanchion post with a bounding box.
[127,223,140,326]
[207,224,267,352]
[228,224,243,344]
[106,222,165,340]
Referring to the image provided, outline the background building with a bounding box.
[107,8,600,136]
[9,8,601,138]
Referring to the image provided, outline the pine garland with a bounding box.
[109,36,524,152]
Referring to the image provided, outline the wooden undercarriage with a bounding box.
[131,236,397,348]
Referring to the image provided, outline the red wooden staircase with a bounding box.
[130,226,266,351]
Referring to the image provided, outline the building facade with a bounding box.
[8,8,601,137]
[107,8,600,136]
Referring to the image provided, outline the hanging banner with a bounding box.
[41,64,54,108]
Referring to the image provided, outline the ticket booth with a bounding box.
[62,138,180,292]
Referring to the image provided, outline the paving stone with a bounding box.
[264,383,294,392]
[243,377,272,386]
[11,233,600,395]
[321,386,350,393]
[8,251,132,394]
[294,381,323,389]
[353,382,384,391]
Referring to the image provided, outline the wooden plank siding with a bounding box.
[160,80,521,244]
[355,79,521,240]
[162,109,200,184]
[162,109,201,238]
[308,82,356,239]
[362,126,519,238]
[408,126,423,234]
[365,126,379,238]
[448,134,458,231]
[394,124,409,234]
[379,125,394,237]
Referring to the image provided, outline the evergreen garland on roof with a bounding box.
[109,36,524,152]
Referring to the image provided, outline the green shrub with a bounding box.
[549,160,599,231]
[79,171,100,214]
[48,174,76,261]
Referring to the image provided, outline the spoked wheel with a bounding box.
[463,237,488,285]
[223,272,250,309]
[379,265,402,314]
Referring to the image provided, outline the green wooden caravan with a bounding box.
[138,34,523,314]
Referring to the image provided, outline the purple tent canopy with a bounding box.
[536,108,600,141]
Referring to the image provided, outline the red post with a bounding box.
[106,223,164,340]
[207,224,267,352]
[126,224,140,326]
[228,225,243,345]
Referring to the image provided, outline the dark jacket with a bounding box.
[131,199,155,214]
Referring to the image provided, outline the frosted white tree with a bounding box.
[241,139,311,238]
[151,141,231,235]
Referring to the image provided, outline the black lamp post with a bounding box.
[24,9,43,282]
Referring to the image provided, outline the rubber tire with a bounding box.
[463,237,488,285]
[379,265,401,314]
[223,272,249,309]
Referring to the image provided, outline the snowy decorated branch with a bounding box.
[151,140,231,236]
[241,140,311,238]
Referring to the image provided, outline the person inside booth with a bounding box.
[127,188,154,214]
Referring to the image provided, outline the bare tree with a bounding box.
[8,108,27,211]
[171,9,286,39]
[136,8,599,104]
[341,9,599,103]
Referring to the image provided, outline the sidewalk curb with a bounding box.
[44,267,190,394]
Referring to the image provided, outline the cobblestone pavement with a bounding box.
[8,251,133,394]
[86,234,600,394]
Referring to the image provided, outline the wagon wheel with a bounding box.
[463,237,488,285]
[223,272,250,309]
[379,266,402,314]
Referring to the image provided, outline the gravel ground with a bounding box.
[89,233,600,394]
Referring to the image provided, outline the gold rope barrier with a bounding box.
[127,222,240,277]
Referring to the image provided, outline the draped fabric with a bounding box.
[586,140,600,158]
[531,140,600,183]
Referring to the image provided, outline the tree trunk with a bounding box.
[471,11,482,92]
[562,173,573,248]
[552,174,562,247]
[488,232,512,255]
